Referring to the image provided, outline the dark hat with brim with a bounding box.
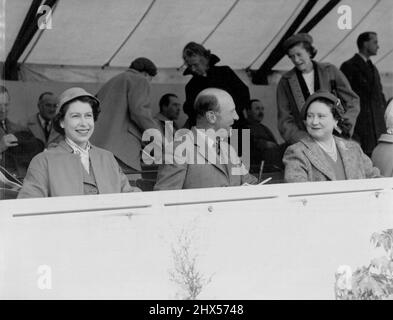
[283,33,313,52]
[129,57,157,77]
[300,91,345,120]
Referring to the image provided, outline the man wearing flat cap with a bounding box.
[277,33,360,145]
[91,57,162,180]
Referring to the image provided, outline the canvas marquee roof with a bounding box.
[1,0,392,82]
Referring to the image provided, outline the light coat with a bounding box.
[91,69,162,171]
[154,128,258,190]
[371,134,393,177]
[283,135,381,182]
[18,140,133,198]
[26,113,62,147]
[277,61,360,144]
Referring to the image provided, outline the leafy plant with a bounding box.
[335,229,393,300]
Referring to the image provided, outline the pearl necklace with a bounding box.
[316,138,337,162]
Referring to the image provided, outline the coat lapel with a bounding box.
[301,136,336,180]
[192,127,229,178]
[287,70,305,111]
[334,137,359,179]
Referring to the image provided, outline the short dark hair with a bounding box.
[0,85,10,99]
[357,32,377,50]
[247,99,261,111]
[194,93,219,119]
[159,93,178,112]
[53,96,100,135]
[183,42,211,61]
[38,91,54,103]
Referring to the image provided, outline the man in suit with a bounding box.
[154,93,181,137]
[154,88,257,190]
[27,92,62,147]
[340,32,386,156]
[91,57,162,181]
[246,99,287,173]
[0,85,44,179]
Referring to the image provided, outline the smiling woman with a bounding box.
[18,87,141,198]
[282,91,381,183]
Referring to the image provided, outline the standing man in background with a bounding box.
[27,92,62,147]
[341,32,386,156]
[91,57,162,181]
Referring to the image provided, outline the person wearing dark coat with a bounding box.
[182,42,250,128]
[340,32,387,156]
[277,33,360,145]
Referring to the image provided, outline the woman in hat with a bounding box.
[371,98,393,176]
[18,87,140,198]
[283,91,381,182]
[277,33,360,145]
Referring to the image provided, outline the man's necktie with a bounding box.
[44,120,50,141]
[367,60,375,80]
[1,120,7,133]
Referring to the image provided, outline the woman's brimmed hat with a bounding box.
[300,91,345,120]
[57,87,99,113]
[283,33,313,52]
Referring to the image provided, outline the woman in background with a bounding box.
[18,87,140,198]
[371,98,393,177]
[283,91,381,182]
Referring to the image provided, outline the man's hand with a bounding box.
[0,134,18,152]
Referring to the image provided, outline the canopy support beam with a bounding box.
[3,0,57,80]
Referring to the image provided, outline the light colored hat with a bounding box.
[283,33,313,52]
[57,87,99,113]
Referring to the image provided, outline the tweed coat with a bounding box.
[91,69,162,171]
[340,54,387,155]
[371,134,393,177]
[283,135,381,183]
[277,61,360,144]
[154,128,258,190]
[18,140,133,198]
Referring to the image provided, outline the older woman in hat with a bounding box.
[371,98,393,176]
[283,91,381,182]
[18,87,140,198]
[277,33,360,144]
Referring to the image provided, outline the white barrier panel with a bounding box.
[1,178,392,299]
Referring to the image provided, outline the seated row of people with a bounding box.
[15,87,389,199]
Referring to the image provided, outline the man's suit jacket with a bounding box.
[154,128,258,190]
[91,69,162,171]
[1,119,44,179]
[283,135,381,183]
[340,54,386,155]
[277,61,360,144]
[26,113,62,147]
[18,140,133,198]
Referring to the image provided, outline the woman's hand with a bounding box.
[0,134,18,152]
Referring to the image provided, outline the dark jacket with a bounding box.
[340,54,386,155]
[183,54,250,127]
[277,61,360,144]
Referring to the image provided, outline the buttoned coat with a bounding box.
[91,69,161,171]
[154,128,258,190]
[371,134,393,177]
[340,54,387,155]
[277,61,360,144]
[18,140,133,198]
[26,113,62,147]
[283,135,381,183]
